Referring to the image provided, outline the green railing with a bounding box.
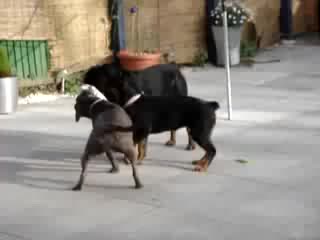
[0,40,50,82]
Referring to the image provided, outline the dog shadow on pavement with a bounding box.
[0,130,196,192]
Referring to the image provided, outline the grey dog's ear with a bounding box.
[74,104,81,122]
[75,112,80,122]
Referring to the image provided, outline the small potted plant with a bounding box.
[117,4,161,71]
[210,1,251,66]
[0,47,18,114]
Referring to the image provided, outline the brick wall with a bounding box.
[124,0,205,64]
[0,0,52,40]
[0,0,111,73]
[293,0,319,34]
[47,0,111,71]
[238,0,280,48]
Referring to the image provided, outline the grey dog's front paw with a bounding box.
[72,184,82,191]
[135,183,143,189]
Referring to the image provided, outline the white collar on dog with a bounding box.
[89,99,105,115]
[81,84,108,101]
[124,94,141,108]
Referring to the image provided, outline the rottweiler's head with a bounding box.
[82,62,122,97]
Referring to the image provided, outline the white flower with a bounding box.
[233,7,236,12]
[238,10,241,14]
[233,21,237,24]
[216,15,220,19]
[228,14,232,19]
[240,20,244,24]
[215,21,219,25]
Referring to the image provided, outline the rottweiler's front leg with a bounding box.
[133,126,149,164]
[137,140,146,163]
[165,130,176,146]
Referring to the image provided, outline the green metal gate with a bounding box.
[0,40,50,81]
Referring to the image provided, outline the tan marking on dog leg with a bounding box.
[105,151,119,173]
[193,154,209,172]
[192,153,207,165]
[165,130,176,146]
[137,141,145,163]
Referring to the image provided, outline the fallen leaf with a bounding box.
[235,159,248,164]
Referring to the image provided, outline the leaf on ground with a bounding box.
[235,159,249,164]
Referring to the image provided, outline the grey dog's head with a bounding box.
[74,84,108,122]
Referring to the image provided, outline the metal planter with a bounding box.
[212,25,243,66]
[0,76,18,114]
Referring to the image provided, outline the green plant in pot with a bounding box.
[0,47,12,77]
[0,46,18,114]
[210,1,251,66]
[117,3,161,71]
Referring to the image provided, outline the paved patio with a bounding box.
[0,40,319,240]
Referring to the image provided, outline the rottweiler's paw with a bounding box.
[193,165,208,172]
[191,160,201,165]
[165,140,176,146]
[185,144,196,151]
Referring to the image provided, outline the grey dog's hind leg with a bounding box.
[105,150,119,173]
[125,148,143,189]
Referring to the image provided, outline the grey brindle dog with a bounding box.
[72,84,143,190]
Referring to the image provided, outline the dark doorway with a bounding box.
[280,0,293,39]
[205,0,218,64]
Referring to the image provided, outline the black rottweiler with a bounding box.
[108,80,219,172]
[82,61,195,161]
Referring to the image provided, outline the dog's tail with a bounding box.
[207,101,220,111]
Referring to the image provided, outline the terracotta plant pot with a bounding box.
[117,50,161,71]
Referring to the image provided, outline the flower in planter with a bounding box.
[210,1,253,66]
[210,1,251,27]
[130,6,138,14]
